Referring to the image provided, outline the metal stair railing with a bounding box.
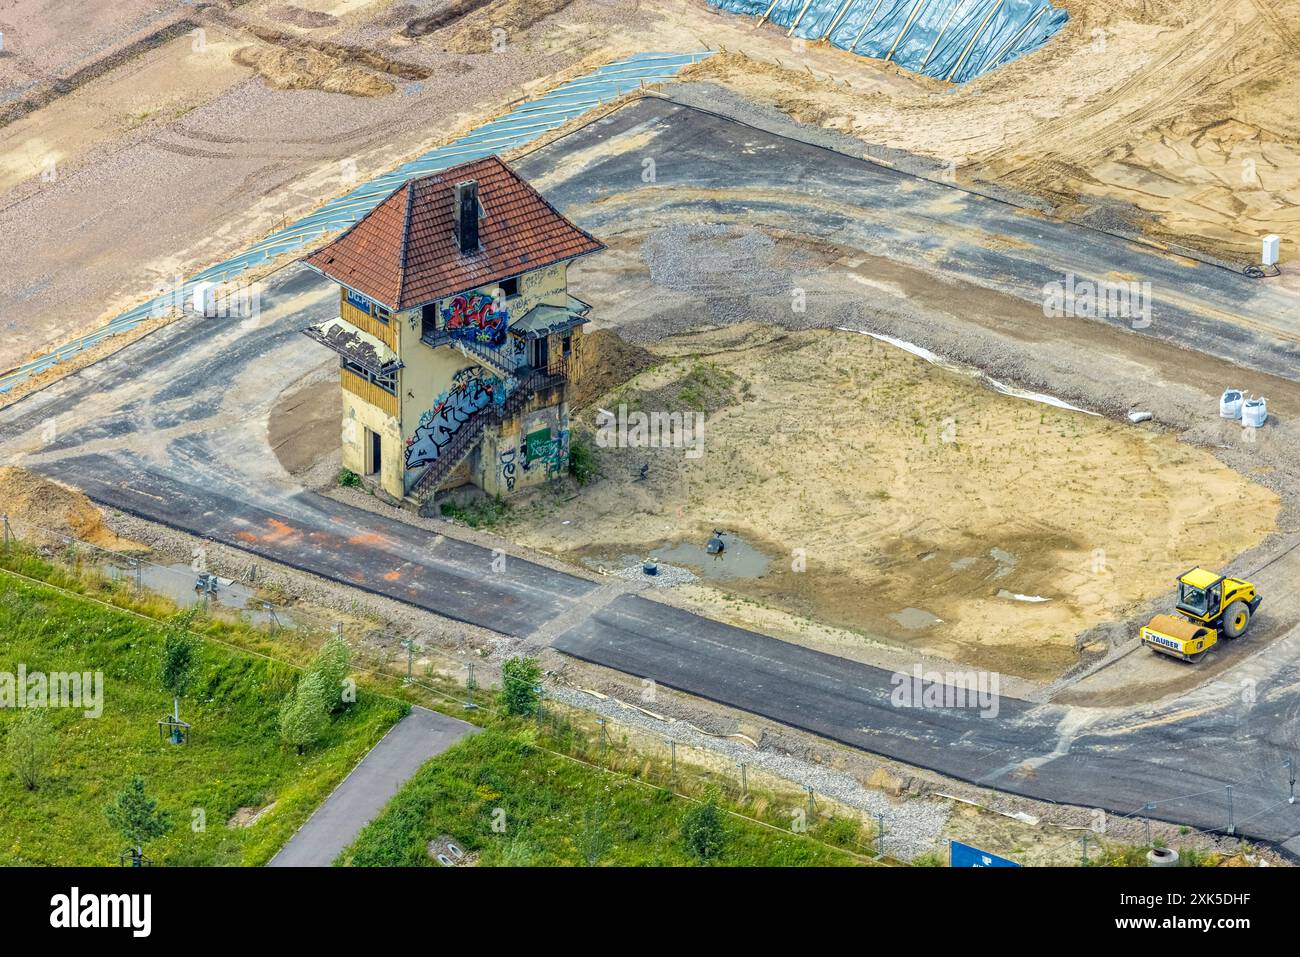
[407,357,571,500]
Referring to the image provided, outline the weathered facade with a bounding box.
[300,155,604,505]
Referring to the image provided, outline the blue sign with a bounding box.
[346,288,373,313]
[949,841,1020,868]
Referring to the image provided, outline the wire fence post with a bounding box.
[738,761,748,798]
[464,661,477,710]
[1226,785,1234,835]
[875,812,885,857]
[400,638,416,684]
[2,513,10,551]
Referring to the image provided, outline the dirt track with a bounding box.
[686,0,1300,267]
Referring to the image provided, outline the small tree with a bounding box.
[6,709,55,791]
[309,635,352,714]
[682,797,727,863]
[159,613,200,743]
[105,776,171,866]
[278,671,332,755]
[500,656,542,716]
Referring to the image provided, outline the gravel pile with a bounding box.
[605,558,698,589]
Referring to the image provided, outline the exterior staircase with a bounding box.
[408,359,571,506]
[451,337,515,380]
[409,406,494,502]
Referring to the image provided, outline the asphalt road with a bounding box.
[5,96,1300,851]
[270,707,476,867]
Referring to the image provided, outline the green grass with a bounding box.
[440,496,510,528]
[0,570,407,866]
[675,360,739,414]
[341,728,863,867]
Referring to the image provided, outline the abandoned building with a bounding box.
[300,155,605,505]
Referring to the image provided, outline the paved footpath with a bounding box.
[269,706,477,867]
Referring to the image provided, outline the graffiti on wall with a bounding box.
[442,292,508,348]
[499,447,518,492]
[508,425,569,487]
[405,366,501,470]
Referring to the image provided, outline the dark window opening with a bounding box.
[374,305,391,325]
[499,276,519,298]
[561,335,572,358]
[421,302,440,338]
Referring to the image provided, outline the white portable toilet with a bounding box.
[1263,235,1281,267]
[1243,397,1268,428]
[1220,389,1245,419]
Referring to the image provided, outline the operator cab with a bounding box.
[1176,567,1224,621]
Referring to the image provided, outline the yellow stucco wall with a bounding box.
[330,261,577,501]
[341,386,404,499]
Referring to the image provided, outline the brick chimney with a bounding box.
[454,180,479,253]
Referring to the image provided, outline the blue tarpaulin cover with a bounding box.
[709,0,1068,83]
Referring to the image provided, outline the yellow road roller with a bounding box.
[1140,567,1261,662]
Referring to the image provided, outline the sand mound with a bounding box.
[233,44,395,97]
[268,5,339,29]
[442,0,574,54]
[0,466,147,553]
[570,329,656,411]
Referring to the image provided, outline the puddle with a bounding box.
[652,534,772,580]
[890,607,944,630]
[97,560,300,628]
[582,533,773,582]
[989,547,1017,579]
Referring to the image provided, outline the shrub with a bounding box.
[568,434,602,487]
[681,797,727,862]
[6,709,55,791]
[278,671,332,755]
[500,656,542,716]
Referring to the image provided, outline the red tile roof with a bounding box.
[303,155,604,311]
